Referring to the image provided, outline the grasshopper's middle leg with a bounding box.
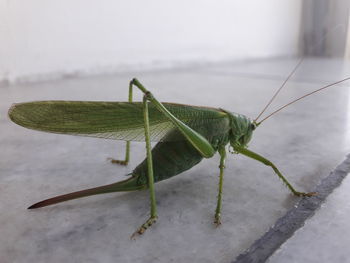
[131,95,158,238]
[214,146,226,226]
[109,81,133,165]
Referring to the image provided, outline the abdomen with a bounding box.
[132,130,204,185]
[132,126,229,186]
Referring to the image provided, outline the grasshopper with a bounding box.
[8,70,350,237]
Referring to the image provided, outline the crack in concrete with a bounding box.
[233,154,350,263]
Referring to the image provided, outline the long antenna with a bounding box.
[254,58,304,122]
[256,77,350,125]
[255,24,346,123]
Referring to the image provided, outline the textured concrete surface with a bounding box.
[268,165,350,263]
[235,154,350,263]
[1,58,350,263]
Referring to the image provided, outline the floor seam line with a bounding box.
[232,153,350,263]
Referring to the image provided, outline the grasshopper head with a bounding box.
[228,113,257,149]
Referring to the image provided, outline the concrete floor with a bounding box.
[268,171,350,263]
[1,58,350,263]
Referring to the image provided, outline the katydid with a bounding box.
[8,74,350,237]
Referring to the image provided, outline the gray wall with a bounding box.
[0,0,303,84]
[301,0,350,57]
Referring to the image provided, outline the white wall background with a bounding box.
[0,0,302,83]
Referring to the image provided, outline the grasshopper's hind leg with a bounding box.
[214,146,226,226]
[131,95,158,239]
[108,141,130,166]
[128,78,216,237]
[109,81,134,166]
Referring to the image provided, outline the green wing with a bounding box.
[8,101,230,142]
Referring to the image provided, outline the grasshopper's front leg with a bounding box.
[235,146,316,197]
[214,145,226,226]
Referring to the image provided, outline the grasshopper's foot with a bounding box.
[130,216,158,239]
[107,158,128,166]
[294,191,317,197]
[214,213,221,227]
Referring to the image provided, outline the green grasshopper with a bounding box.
[8,72,350,237]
